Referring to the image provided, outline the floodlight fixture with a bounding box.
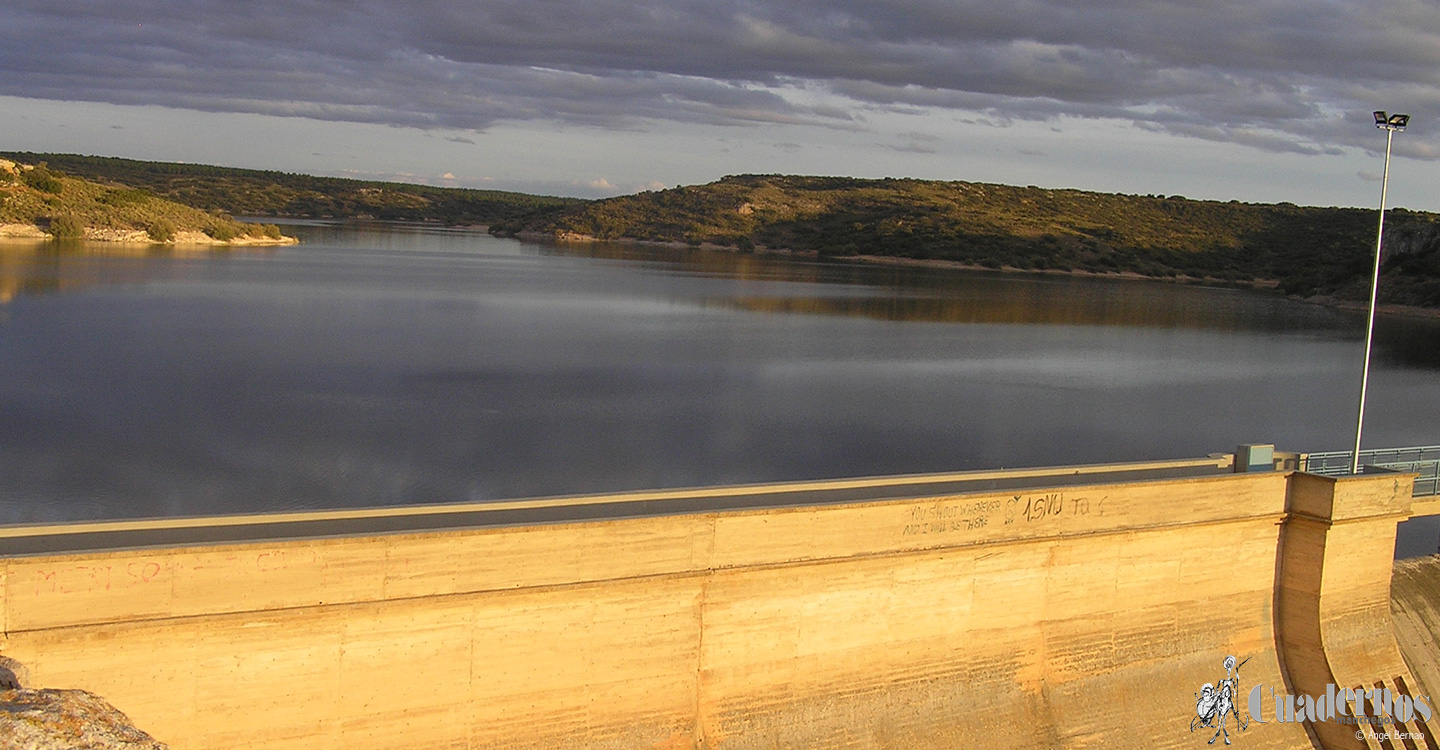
[1352,111,1411,473]
[1374,110,1410,131]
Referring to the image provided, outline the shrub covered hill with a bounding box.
[14,153,1440,308]
[2,152,580,226]
[0,158,288,243]
[492,174,1440,308]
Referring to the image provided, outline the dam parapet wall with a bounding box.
[0,458,1429,749]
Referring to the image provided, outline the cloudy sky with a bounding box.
[1,0,1437,208]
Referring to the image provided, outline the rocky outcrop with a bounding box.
[0,657,24,690]
[1387,216,1440,257]
[0,679,168,750]
[0,223,47,239]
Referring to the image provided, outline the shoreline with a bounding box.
[519,230,1440,321]
[0,223,298,246]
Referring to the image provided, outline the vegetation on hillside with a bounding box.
[10,153,1440,308]
[2,152,580,226]
[491,174,1440,307]
[0,160,284,242]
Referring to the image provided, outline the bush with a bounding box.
[205,222,240,241]
[100,189,151,206]
[22,166,63,195]
[245,222,281,239]
[48,214,84,239]
[147,218,176,242]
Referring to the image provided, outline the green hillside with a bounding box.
[2,152,580,226]
[12,153,1440,308]
[0,159,286,243]
[492,174,1440,307]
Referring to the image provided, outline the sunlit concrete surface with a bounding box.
[0,455,1430,749]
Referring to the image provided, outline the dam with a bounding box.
[1,447,1438,749]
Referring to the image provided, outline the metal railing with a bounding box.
[1301,445,1440,497]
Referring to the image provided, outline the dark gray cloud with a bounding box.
[1,0,1437,157]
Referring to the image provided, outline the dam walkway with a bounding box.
[1304,444,1440,496]
[0,455,1231,557]
[3,444,1437,558]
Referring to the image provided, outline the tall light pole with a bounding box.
[1352,110,1410,475]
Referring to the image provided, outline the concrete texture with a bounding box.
[0,463,1429,749]
[1390,555,1440,713]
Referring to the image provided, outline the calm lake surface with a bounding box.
[2,224,1438,550]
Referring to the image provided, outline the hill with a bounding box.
[492,174,1440,308]
[1,152,581,226]
[0,159,291,244]
[11,154,1440,308]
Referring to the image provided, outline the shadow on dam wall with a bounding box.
[0,457,1436,749]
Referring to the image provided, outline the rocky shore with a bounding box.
[0,222,296,246]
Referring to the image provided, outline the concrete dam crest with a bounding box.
[0,452,1437,749]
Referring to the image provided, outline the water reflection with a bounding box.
[533,238,1353,330]
[0,229,1389,333]
[3,226,1436,372]
[1373,316,1440,369]
[716,286,1273,329]
[4,225,1438,375]
[0,240,273,303]
[1,224,1438,531]
[536,238,1440,366]
[0,241,91,302]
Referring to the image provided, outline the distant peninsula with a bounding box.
[8,152,1440,310]
[0,158,295,245]
[492,174,1440,311]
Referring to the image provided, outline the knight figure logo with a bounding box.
[1192,655,1250,745]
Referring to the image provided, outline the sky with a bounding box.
[1,0,1438,209]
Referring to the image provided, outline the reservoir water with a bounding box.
[2,223,1438,550]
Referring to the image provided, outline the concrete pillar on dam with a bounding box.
[1276,472,1436,750]
[0,459,1433,749]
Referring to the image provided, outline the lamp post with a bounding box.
[1351,110,1410,475]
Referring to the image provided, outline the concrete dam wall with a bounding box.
[0,459,1432,749]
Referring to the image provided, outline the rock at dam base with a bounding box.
[0,688,168,750]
